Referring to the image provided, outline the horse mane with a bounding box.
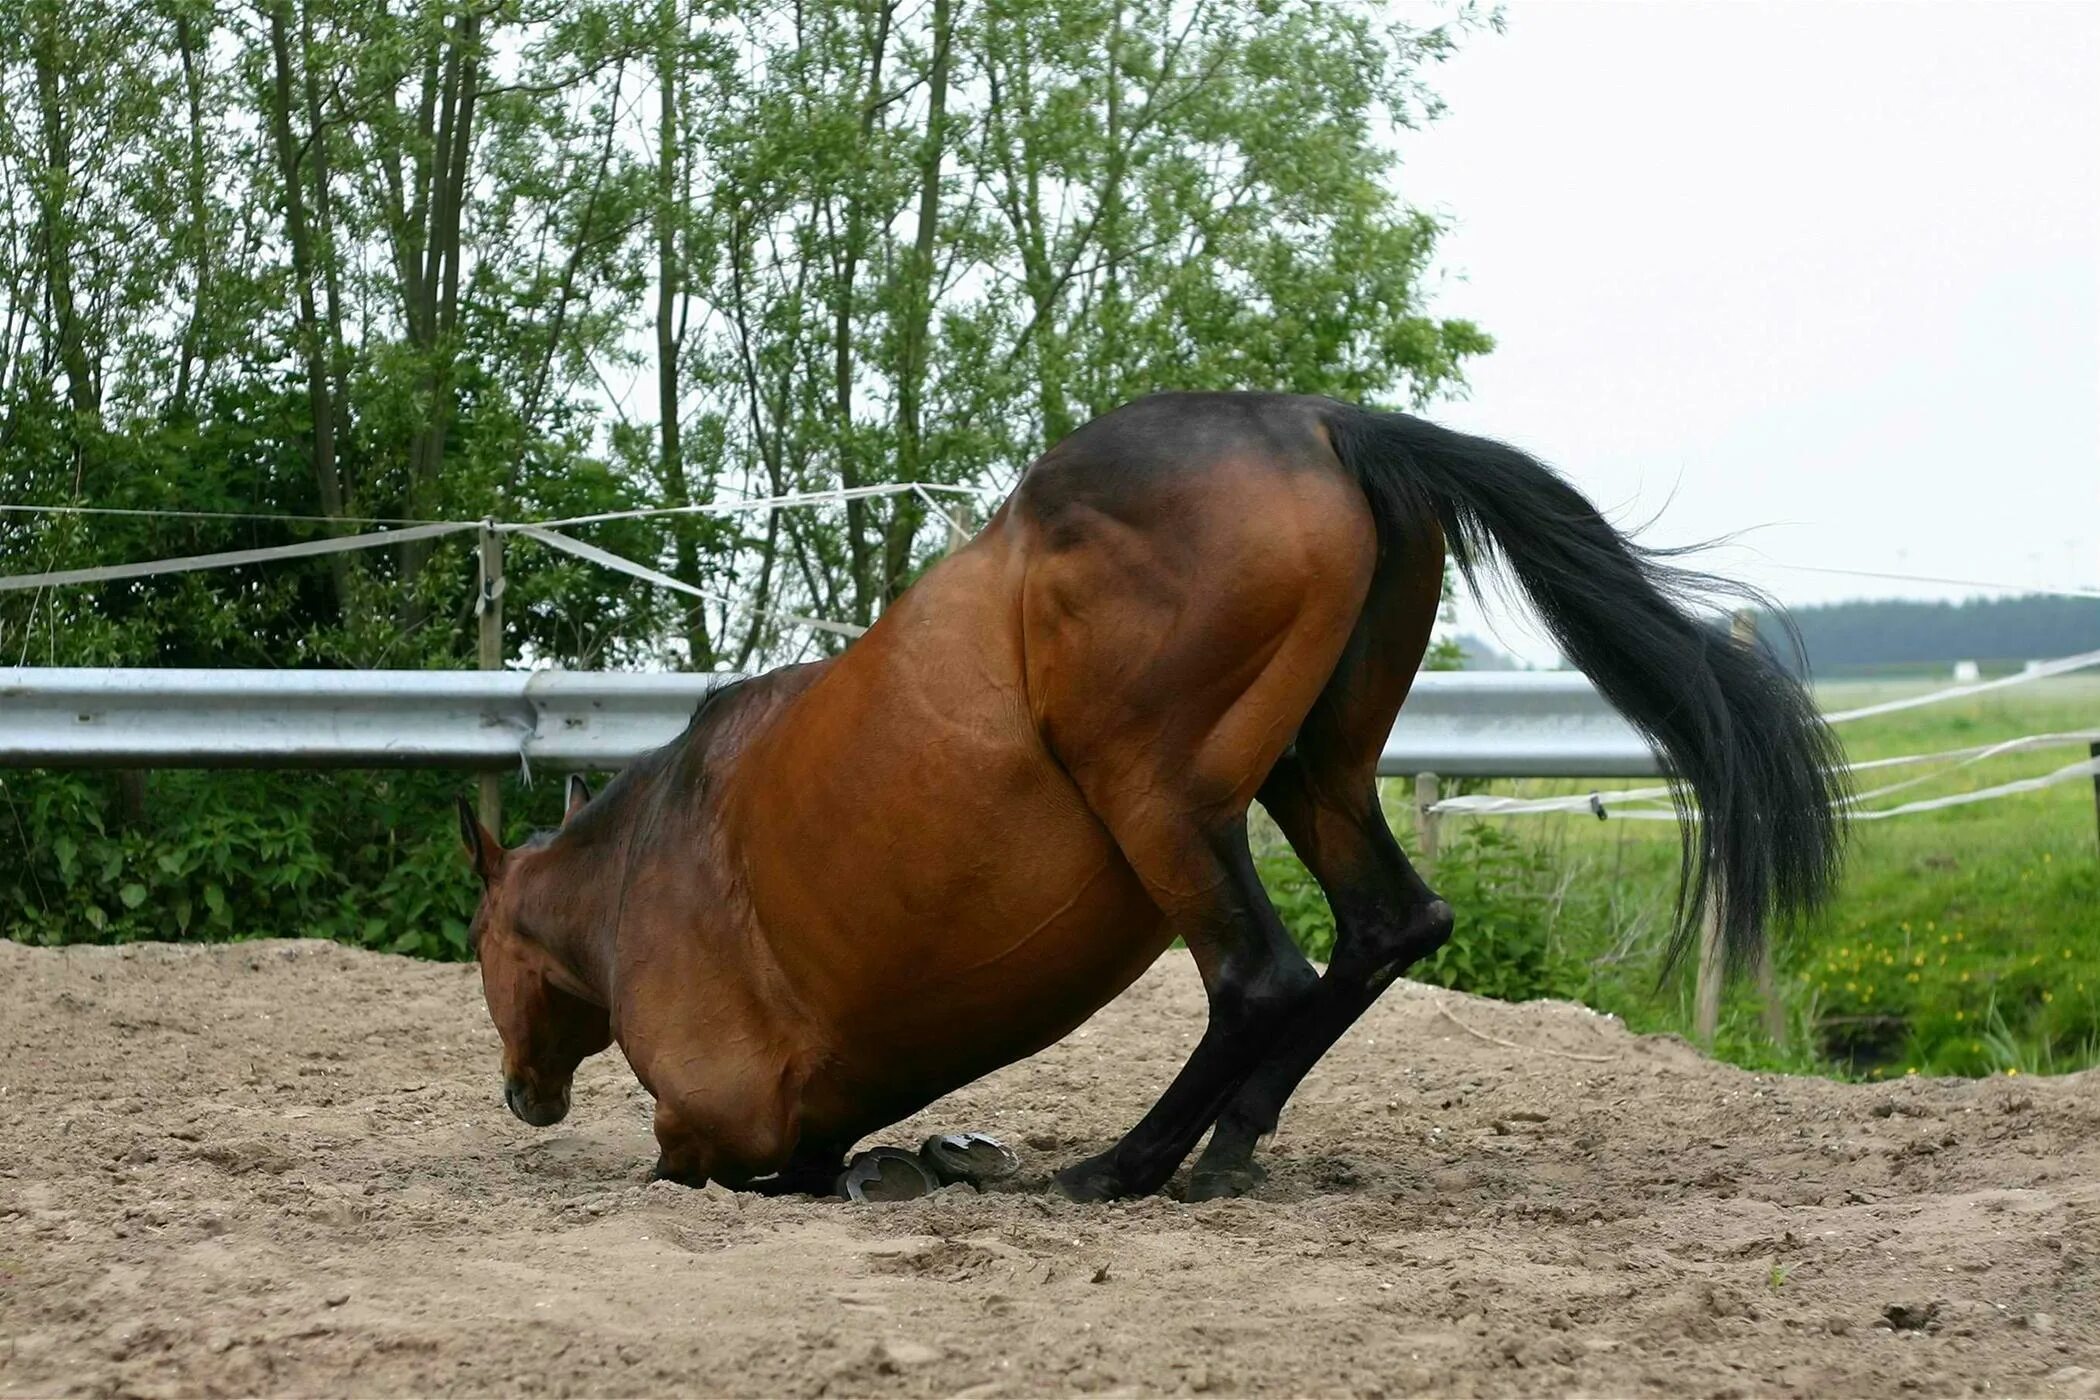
[537,673,755,854]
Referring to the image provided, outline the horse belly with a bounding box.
[793,756,1172,1138]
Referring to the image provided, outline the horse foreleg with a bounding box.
[733,1141,850,1197]
[1052,818,1317,1203]
[633,1032,806,1192]
[1188,755,1451,1201]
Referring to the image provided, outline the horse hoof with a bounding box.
[919,1132,1019,1188]
[837,1147,940,1203]
[1050,1156,1126,1204]
[1187,1161,1266,1202]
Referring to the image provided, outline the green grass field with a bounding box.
[1257,674,2100,1080]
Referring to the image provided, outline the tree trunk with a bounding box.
[29,0,100,479]
[172,11,212,420]
[301,4,353,465]
[654,0,713,669]
[266,0,353,617]
[399,8,481,624]
[832,0,894,627]
[882,0,952,602]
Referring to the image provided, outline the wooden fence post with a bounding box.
[477,521,505,836]
[2089,740,2099,854]
[1414,771,1440,880]
[944,497,975,556]
[1693,898,1724,1046]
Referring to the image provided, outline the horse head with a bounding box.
[457,776,613,1127]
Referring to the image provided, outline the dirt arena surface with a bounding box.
[4,940,2099,1398]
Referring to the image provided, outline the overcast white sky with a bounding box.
[1389,1,2098,665]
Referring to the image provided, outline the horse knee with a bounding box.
[650,1078,800,1187]
[1414,897,1455,955]
[1211,953,1316,1034]
[1338,895,1454,988]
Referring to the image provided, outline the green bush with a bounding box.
[1256,824,1581,1005]
[0,768,569,958]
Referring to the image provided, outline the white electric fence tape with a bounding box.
[4,490,2093,824]
[0,483,974,635]
[0,520,474,593]
[1821,648,2100,723]
[1430,729,2100,821]
[527,481,996,531]
[1841,753,2100,821]
[1842,729,2100,806]
[509,525,866,640]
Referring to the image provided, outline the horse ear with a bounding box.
[456,797,504,883]
[563,774,592,825]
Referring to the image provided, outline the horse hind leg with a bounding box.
[1020,471,1374,1202]
[1052,814,1318,1202]
[1186,754,1452,1200]
[1188,551,1454,1201]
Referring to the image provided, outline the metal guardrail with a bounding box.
[0,667,1664,778]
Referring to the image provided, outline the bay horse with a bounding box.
[457,392,1844,1202]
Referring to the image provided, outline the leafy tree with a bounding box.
[0,0,1495,950]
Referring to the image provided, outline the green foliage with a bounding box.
[1441,677,2100,1081]
[1254,842,1338,960]
[1795,849,2100,1078]
[2,0,1495,673]
[1,0,1499,959]
[0,768,581,959]
[1410,827,1580,1005]
[1257,825,1581,1006]
[1260,677,2100,1085]
[5,770,452,957]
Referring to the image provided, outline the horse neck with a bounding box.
[520,664,825,1003]
[513,831,625,1006]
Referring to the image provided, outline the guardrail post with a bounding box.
[1414,771,1440,879]
[477,521,505,835]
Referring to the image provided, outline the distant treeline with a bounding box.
[1759,595,2100,676]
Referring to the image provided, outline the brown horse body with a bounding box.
[462,392,1842,1201]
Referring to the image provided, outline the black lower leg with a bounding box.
[716,1141,847,1197]
[1190,773,1451,1199]
[1053,822,1316,1202]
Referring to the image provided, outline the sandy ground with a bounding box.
[4,941,2099,1398]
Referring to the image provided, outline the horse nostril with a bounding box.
[503,1076,568,1127]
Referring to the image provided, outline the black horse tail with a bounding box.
[1325,402,1846,976]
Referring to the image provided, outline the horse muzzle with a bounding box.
[503,1076,571,1127]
